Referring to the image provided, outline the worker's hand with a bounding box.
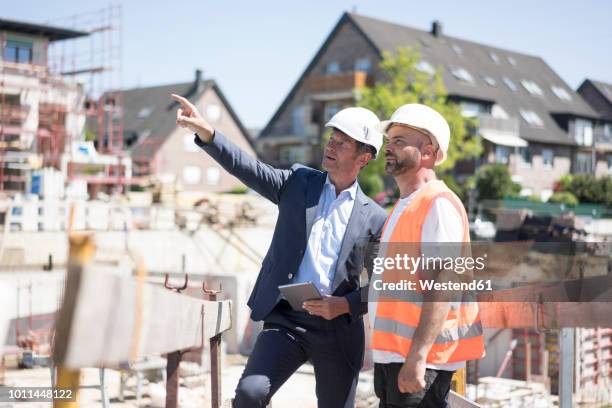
[171,94,215,143]
[398,357,426,393]
[303,295,349,320]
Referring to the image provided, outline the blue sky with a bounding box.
[4,0,612,129]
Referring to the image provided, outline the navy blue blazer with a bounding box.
[196,131,387,369]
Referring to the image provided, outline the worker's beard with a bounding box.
[385,150,420,176]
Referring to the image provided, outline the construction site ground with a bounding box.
[1,354,381,408]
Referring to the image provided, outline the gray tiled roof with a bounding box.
[587,79,612,105]
[121,79,250,159]
[123,80,202,159]
[348,13,599,145]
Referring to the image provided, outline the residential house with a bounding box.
[124,70,256,193]
[577,79,612,176]
[258,13,606,199]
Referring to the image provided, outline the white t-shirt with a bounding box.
[369,181,466,371]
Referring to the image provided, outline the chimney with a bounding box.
[194,68,203,92]
[431,20,442,37]
[184,68,204,98]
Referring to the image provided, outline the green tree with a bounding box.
[356,47,482,197]
[475,164,521,200]
[557,174,611,205]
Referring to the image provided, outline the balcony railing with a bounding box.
[302,71,373,93]
[478,114,520,137]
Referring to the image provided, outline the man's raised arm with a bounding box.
[171,94,292,204]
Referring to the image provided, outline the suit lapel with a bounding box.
[305,172,327,241]
[332,187,368,291]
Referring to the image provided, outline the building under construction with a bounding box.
[0,6,131,199]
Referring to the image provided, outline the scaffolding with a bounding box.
[0,4,128,197]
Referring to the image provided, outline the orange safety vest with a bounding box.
[371,180,485,364]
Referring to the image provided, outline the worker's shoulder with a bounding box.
[288,163,323,179]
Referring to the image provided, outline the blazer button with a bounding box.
[288,273,293,279]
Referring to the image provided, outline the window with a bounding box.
[507,56,517,66]
[183,134,198,152]
[326,62,340,75]
[419,37,431,47]
[482,75,497,86]
[495,146,511,164]
[324,103,341,122]
[519,147,532,167]
[451,44,463,55]
[607,154,612,174]
[574,119,593,146]
[206,104,221,122]
[503,76,517,91]
[137,106,154,118]
[604,123,612,138]
[354,58,371,73]
[460,101,484,118]
[551,86,572,101]
[140,129,151,140]
[182,166,202,185]
[542,149,554,169]
[450,67,474,83]
[575,152,592,174]
[519,109,544,127]
[4,40,33,64]
[521,80,544,96]
[491,104,509,119]
[279,146,308,165]
[416,60,435,75]
[206,166,221,185]
[292,106,306,136]
[489,52,500,64]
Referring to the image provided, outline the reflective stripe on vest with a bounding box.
[371,180,485,363]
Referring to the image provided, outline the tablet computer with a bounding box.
[278,281,322,311]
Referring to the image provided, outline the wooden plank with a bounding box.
[448,390,481,408]
[53,260,232,369]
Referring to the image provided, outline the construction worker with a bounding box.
[369,104,485,407]
[171,94,387,408]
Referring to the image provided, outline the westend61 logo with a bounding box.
[372,253,488,275]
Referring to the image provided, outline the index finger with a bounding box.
[171,94,195,110]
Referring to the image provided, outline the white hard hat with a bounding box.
[325,107,383,157]
[377,104,450,165]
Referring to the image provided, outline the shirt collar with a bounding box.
[324,175,358,200]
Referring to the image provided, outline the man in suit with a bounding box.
[171,94,388,408]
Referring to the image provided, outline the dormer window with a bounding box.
[416,60,435,75]
[521,80,544,96]
[519,109,544,127]
[450,66,474,83]
[451,44,463,55]
[503,77,517,92]
[551,86,572,101]
[137,106,154,118]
